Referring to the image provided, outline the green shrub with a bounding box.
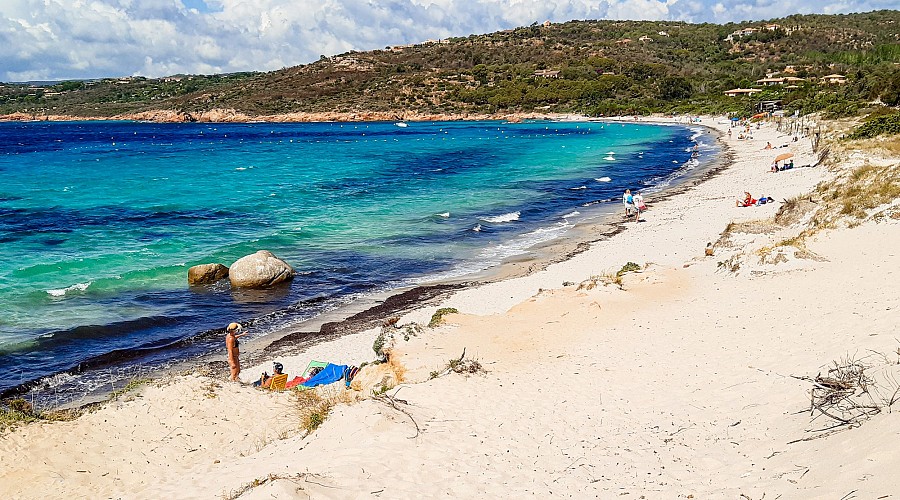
[616,262,642,277]
[847,112,900,139]
[428,308,459,327]
[372,331,386,357]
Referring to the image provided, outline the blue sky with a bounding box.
[0,0,895,82]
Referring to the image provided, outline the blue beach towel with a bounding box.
[300,363,348,388]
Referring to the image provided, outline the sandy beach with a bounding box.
[2,115,898,499]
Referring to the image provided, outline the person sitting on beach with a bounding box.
[770,162,779,173]
[764,142,772,149]
[225,322,248,382]
[255,362,285,388]
[736,192,757,207]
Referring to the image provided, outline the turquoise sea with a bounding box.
[0,119,717,403]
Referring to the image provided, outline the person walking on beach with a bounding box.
[225,322,247,382]
[623,189,634,217]
[633,191,645,222]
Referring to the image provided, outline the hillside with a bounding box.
[1,10,898,119]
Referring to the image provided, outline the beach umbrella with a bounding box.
[774,152,794,162]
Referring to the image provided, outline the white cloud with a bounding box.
[0,0,889,81]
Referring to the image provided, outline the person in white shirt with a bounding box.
[632,191,645,222]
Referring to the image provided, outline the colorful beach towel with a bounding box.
[300,363,349,388]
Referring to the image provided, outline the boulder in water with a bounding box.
[229,250,295,288]
[188,263,229,285]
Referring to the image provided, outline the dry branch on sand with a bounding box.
[429,348,485,380]
[790,353,900,444]
[223,472,326,500]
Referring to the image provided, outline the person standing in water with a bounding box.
[225,322,247,382]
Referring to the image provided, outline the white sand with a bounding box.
[3,117,899,499]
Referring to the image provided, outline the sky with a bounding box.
[0,0,895,82]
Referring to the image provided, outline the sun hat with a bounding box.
[226,322,242,333]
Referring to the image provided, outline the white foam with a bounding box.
[47,282,91,297]
[235,167,247,171]
[562,211,580,218]
[604,156,616,161]
[472,224,482,232]
[570,186,587,190]
[595,176,612,182]
[480,211,520,223]
[436,212,450,218]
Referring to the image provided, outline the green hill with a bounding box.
[2,10,898,119]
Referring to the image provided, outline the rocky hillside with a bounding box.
[1,10,898,119]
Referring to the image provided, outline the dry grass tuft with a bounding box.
[814,160,900,225]
[578,262,643,291]
[295,390,336,434]
[350,352,406,395]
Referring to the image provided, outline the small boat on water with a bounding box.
[395,122,409,128]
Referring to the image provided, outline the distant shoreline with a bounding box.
[0,109,580,124]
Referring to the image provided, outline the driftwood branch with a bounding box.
[790,353,900,444]
[376,391,420,439]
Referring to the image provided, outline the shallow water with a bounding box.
[0,119,717,402]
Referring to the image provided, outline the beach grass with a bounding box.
[578,262,643,290]
[295,390,335,434]
[109,378,151,400]
[1,398,88,432]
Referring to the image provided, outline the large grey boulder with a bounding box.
[229,250,295,288]
[188,263,229,285]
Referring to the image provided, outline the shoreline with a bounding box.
[190,117,728,385]
[3,116,721,407]
[7,114,899,497]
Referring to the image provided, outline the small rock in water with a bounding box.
[188,263,229,285]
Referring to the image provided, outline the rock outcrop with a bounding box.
[187,263,229,285]
[228,251,295,288]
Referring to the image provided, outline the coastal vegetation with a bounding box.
[1,11,898,120]
[847,109,900,139]
[1,398,84,432]
[428,307,459,327]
